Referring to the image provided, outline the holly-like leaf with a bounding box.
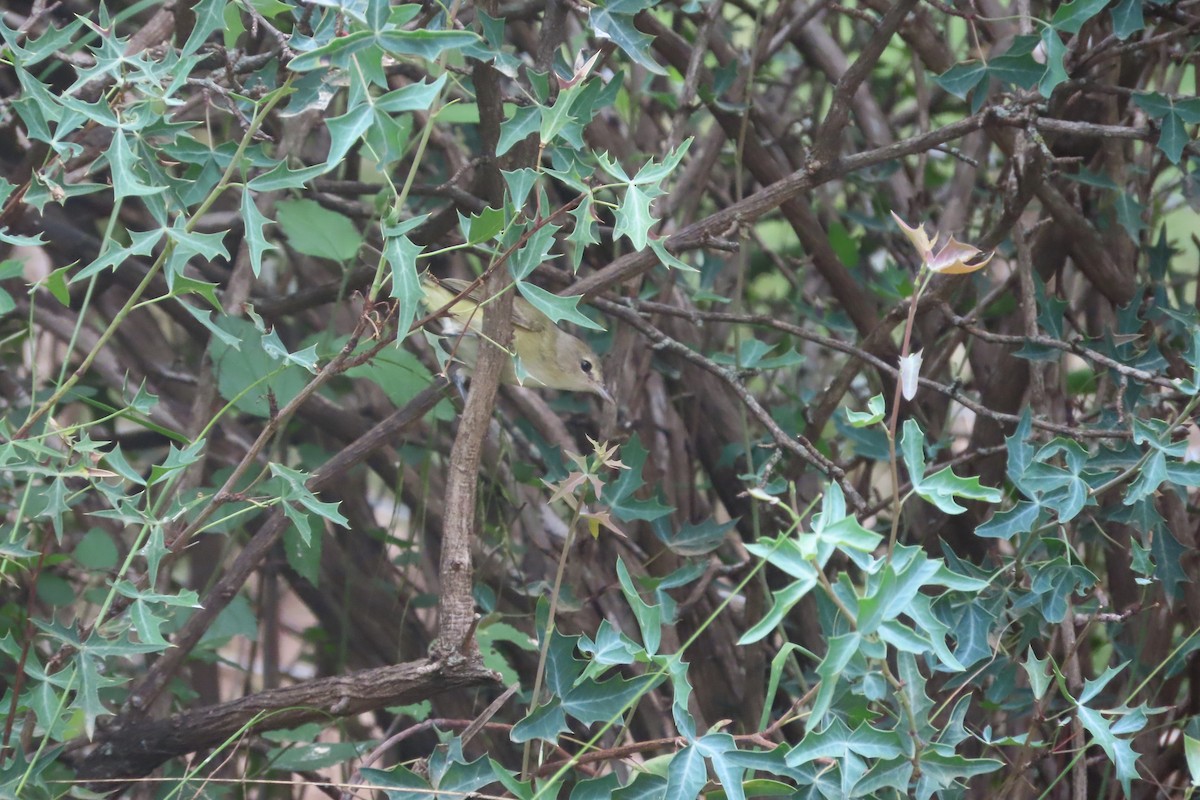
[602,436,674,522]
[516,282,605,331]
[589,0,666,76]
[240,189,277,277]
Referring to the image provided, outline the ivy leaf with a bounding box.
[270,462,349,539]
[648,237,697,272]
[1075,705,1140,795]
[937,596,994,667]
[1133,94,1192,164]
[987,36,1044,90]
[846,394,886,428]
[568,194,599,272]
[358,766,432,799]
[1050,0,1109,34]
[617,557,662,656]
[260,329,319,373]
[613,182,654,250]
[240,189,277,277]
[901,418,928,477]
[602,435,674,522]
[497,105,540,157]
[164,224,230,287]
[589,0,666,76]
[632,138,691,185]
[654,517,735,557]
[1149,523,1189,597]
[787,717,904,766]
[913,466,1003,514]
[1114,192,1147,240]
[503,168,538,211]
[1028,557,1096,623]
[324,102,375,169]
[377,74,446,113]
[561,672,662,726]
[571,774,622,800]
[288,30,375,73]
[912,751,1003,800]
[377,29,479,60]
[976,501,1041,540]
[662,744,706,800]
[902,420,1002,514]
[180,0,226,58]
[384,226,425,340]
[578,620,641,667]
[516,283,605,331]
[432,754,495,798]
[807,632,860,724]
[1133,91,1175,119]
[544,627,585,697]
[148,440,206,486]
[738,578,818,646]
[540,81,586,145]
[1038,29,1068,97]
[1156,111,1188,164]
[247,162,327,191]
[508,222,559,280]
[107,129,166,200]
[695,733,745,800]
[1111,0,1145,39]
[459,206,506,246]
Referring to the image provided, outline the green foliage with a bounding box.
[2,0,1199,797]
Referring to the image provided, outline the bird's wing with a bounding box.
[430,277,547,333]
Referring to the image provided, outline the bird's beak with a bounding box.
[596,384,615,405]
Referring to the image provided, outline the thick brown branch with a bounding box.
[76,658,497,784]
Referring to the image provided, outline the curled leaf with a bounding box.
[928,236,994,275]
[899,350,923,400]
[890,211,936,262]
[891,212,993,275]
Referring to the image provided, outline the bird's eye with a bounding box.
[580,359,593,374]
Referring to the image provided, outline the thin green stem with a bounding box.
[521,501,583,783]
[886,269,932,559]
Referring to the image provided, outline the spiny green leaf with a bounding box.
[589,0,667,76]
[614,182,654,250]
[377,74,447,113]
[240,189,277,277]
[516,283,605,331]
[377,29,479,60]
[617,557,661,656]
[324,102,375,168]
[561,672,662,726]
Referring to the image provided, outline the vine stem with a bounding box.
[886,269,932,559]
[522,500,584,783]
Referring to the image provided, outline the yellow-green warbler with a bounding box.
[420,274,614,403]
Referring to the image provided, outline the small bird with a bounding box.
[420,274,614,403]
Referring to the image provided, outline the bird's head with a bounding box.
[551,335,614,403]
